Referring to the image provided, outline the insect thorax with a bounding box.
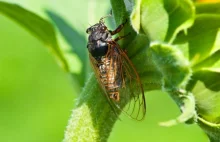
[87,28,112,58]
[87,40,108,57]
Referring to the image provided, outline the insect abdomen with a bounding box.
[98,57,121,101]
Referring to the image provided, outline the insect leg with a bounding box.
[114,32,131,42]
[109,19,128,35]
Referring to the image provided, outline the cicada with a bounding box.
[86,16,146,120]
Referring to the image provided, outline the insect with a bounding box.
[86,16,146,120]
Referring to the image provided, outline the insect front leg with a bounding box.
[109,19,128,35]
[114,32,131,42]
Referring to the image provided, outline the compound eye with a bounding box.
[86,28,91,34]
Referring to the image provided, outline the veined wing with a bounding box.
[106,42,146,121]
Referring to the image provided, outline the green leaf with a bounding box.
[46,10,88,86]
[163,0,195,43]
[149,43,192,89]
[193,50,220,71]
[196,2,220,14]
[188,14,220,62]
[130,0,141,33]
[110,0,127,25]
[130,0,194,42]
[0,2,69,71]
[194,69,220,92]
[174,2,220,45]
[192,71,220,142]
[192,79,220,122]
[148,43,196,126]
[133,0,169,41]
[159,91,196,127]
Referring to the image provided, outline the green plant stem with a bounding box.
[63,74,119,142]
[198,117,220,142]
[63,70,162,142]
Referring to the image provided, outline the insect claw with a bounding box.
[123,19,128,25]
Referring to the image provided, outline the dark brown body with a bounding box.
[86,17,146,120]
[86,17,125,101]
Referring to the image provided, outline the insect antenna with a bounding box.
[99,14,112,23]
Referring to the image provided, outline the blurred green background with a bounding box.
[0,0,208,141]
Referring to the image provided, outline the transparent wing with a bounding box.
[107,43,146,121]
[89,43,146,121]
[89,54,121,116]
